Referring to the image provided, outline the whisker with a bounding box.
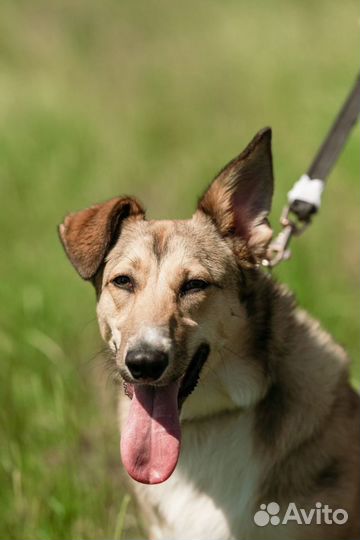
[221,343,244,362]
[102,350,123,387]
[75,316,98,336]
[80,346,110,370]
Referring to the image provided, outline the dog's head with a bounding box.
[59,128,274,484]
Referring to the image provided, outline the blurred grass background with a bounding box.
[0,0,358,538]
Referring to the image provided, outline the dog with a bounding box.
[59,128,359,540]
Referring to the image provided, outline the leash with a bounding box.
[263,73,360,268]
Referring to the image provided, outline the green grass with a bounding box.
[0,1,358,538]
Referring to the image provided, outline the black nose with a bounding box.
[125,347,169,381]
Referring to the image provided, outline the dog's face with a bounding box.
[97,216,240,385]
[59,128,274,484]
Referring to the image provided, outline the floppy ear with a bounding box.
[197,127,274,260]
[58,196,145,280]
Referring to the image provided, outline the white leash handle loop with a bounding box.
[287,174,325,210]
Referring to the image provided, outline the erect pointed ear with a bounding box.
[58,196,145,280]
[197,128,274,260]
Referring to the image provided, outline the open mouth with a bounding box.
[120,343,210,485]
[123,343,210,409]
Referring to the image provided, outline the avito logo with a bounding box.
[254,501,348,527]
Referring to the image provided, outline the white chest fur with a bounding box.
[132,410,263,540]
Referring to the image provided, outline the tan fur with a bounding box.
[59,128,359,540]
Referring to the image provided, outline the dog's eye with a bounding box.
[180,279,209,296]
[112,275,134,291]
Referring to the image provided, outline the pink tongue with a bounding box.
[120,382,181,484]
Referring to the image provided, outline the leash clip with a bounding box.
[262,205,309,268]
